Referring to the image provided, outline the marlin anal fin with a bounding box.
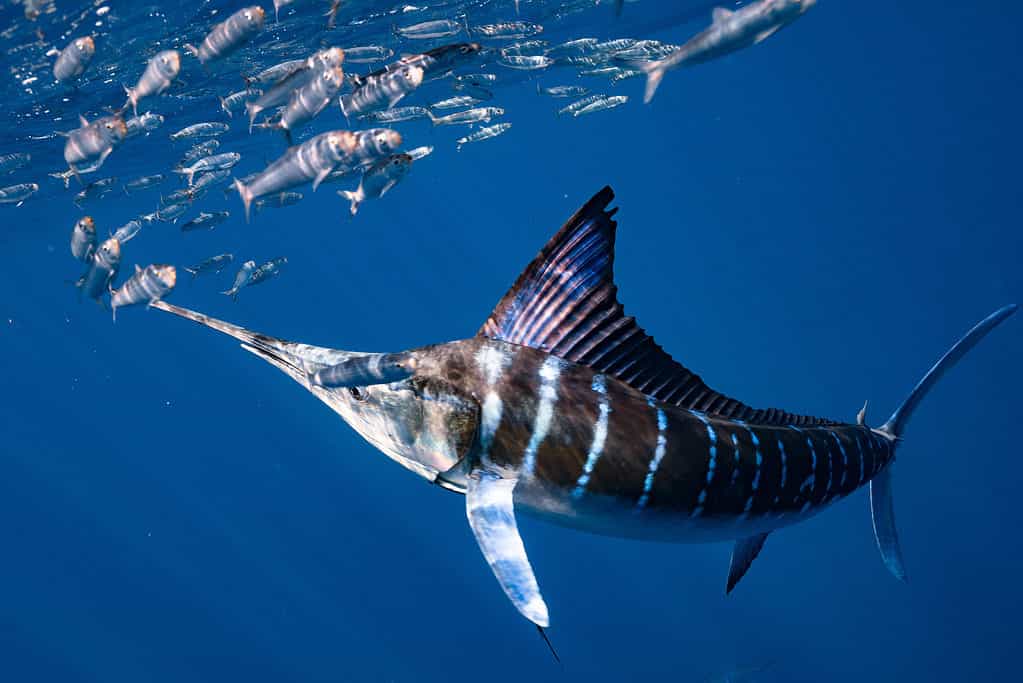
[466,469,550,628]
[869,466,906,582]
[726,532,769,594]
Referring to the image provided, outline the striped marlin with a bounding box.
[149,187,1016,636]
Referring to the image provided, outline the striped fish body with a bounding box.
[189,6,264,64]
[111,264,176,318]
[281,67,344,131]
[430,338,892,542]
[340,66,423,117]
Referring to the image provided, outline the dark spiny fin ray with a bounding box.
[726,532,770,594]
[536,626,561,664]
[479,187,836,426]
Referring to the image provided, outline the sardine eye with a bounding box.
[348,386,368,401]
[244,11,252,19]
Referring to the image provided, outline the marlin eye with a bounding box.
[348,386,368,401]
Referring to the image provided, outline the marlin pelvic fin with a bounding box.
[479,187,833,427]
[726,532,769,594]
[466,468,549,628]
[869,466,906,581]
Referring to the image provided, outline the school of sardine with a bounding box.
[0,0,820,322]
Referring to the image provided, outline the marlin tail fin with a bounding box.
[869,304,1017,581]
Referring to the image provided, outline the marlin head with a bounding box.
[149,300,479,484]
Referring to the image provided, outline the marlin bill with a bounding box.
[143,189,1016,635]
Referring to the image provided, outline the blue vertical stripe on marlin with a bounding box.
[147,186,1017,636]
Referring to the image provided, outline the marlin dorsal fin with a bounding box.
[479,187,835,426]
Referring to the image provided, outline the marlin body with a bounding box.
[151,187,1016,633]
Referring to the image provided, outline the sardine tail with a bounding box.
[339,189,360,216]
[184,43,199,59]
[234,178,253,223]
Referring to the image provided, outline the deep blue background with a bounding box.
[1,1,1021,681]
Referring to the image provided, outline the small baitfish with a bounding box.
[244,59,305,87]
[395,19,463,40]
[344,45,393,63]
[185,6,265,64]
[556,93,605,117]
[340,65,424,118]
[111,219,143,244]
[351,43,481,89]
[499,40,549,57]
[181,210,230,232]
[184,253,233,279]
[62,114,127,176]
[124,174,165,193]
[111,264,176,321]
[499,54,553,70]
[643,0,817,103]
[221,259,256,300]
[430,95,482,111]
[170,122,229,141]
[547,37,599,57]
[276,66,345,141]
[124,50,181,115]
[144,187,1018,643]
[53,36,94,83]
[456,122,512,150]
[245,48,345,132]
[450,83,493,101]
[430,106,505,127]
[537,83,589,98]
[0,182,38,206]
[124,112,164,138]
[175,152,241,186]
[338,153,411,216]
[73,177,118,206]
[572,94,628,116]
[155,202,188,223]
[77,236,119,302]
[471,22,543,39]
[358,106,432,123]
[406,145,434,161]
[70,216,96,261]
[234,129,401,220]
[0,152,31,175]
[454,73,497,87]
[247,257,287,288]
[254,191,303,211]
[219,88,262,117]
[179,140,220,167]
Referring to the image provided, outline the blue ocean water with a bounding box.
[1,1,1021,681]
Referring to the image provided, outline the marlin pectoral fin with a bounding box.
[726,532,769,594]
[869,466,907,582]
[466,468,549,628]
